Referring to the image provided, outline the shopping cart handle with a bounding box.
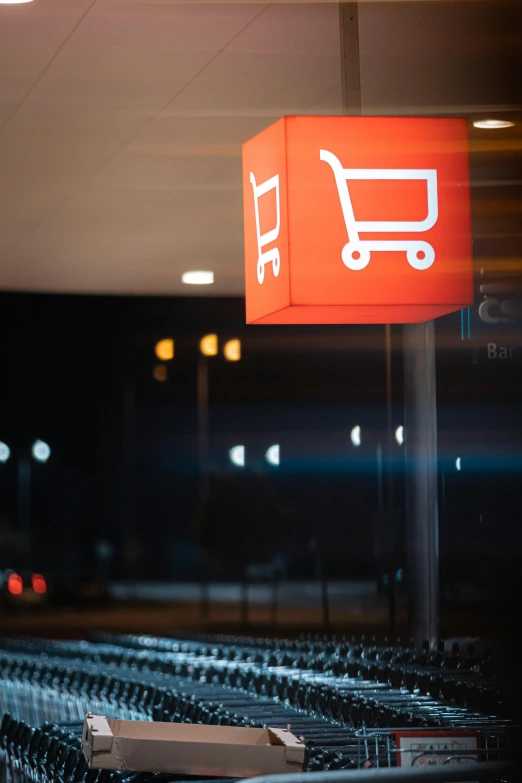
[246,760,519,783]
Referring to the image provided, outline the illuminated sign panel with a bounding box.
[243,116,473,324]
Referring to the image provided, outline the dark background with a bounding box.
[0,292,520,591]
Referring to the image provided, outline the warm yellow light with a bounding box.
[473,119,515,130]
[223,339,241,362]
[153,364,168,382]
[155,338,174,361]
[182,270,214,285]
[200,334,218,357]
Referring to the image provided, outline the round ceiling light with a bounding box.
[182,270,214,285]
[32,440,51,463]
[473,119,515,130]
[229,445,245,467]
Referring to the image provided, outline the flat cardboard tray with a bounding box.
[82,714,306,778]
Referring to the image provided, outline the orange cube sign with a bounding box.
[243,116,473,324]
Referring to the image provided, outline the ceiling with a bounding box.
[0,0,519,296]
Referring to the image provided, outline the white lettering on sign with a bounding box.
[320,149,438,271]
[479,282,522,325]
[488,343,518,360]
[250,172,281,284]
[395,733,478,768]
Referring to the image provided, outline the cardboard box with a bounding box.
[82,714,306,778]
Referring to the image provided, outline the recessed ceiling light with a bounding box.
[473,119,515,130]
[182,270,214,285]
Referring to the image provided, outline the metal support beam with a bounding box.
[403,321,439,647]
[339,3,362,114]
[122,380,136,532]
[197,355,209,472]
[384,323,396,638]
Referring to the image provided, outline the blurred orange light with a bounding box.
[223,339,241,362]
[200,334,218,357]
[153,364,168,382]
[7,573,23,596]
[155,338,174,361]
[32,573,47,595]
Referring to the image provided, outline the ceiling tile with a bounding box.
[0,0,518,296]
[168,78,339,113]
[228,2,340,54]
[0,46,59,78]
[0,74,36,103]
[71,2,264,52]
[307,82,343,113]
[0,100,17,126]
[0,128,133,179]
[201,51,340,83]
[0,174,74,225]
[28,74,188,109]
[7,101,153,132]
[91,149,229,191]
[46,46,213,83]
[120,114,277,148]
[0,2,95,51]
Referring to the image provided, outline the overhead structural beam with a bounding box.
[339,2,362,115]
[341,4,401,638]
[339,4,440,646]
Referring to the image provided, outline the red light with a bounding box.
[32,574,47,595]
[7,573,23,596]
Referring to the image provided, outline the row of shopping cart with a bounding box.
[0,633,517,781]
[0,714,239,783]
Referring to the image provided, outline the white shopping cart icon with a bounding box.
[250,172,281,284]
[320,149,438,272]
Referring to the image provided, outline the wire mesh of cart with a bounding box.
[0,677,150,726]
[353,724,519,769]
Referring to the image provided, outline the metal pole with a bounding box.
[192,355,210,549]
[197,355,209,474]
[339,2,362,114]
[17,456,31,569]
[403,320,439,647]
[315,547,330,631]
[320,577,330,631]
[339,0,362,629]
[123,381,137,529]
[200,581,210,619]
[376,443,383,511]
[270,577,279,626]
[384,323,396,638]
[241,580,249,627]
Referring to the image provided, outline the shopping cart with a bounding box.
[249,172,281,284]
[320,149,438,272]
[355,725,517,770]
